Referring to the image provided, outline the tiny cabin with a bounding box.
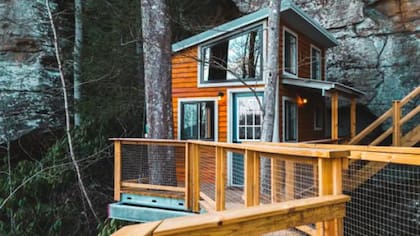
[171,1,363,185]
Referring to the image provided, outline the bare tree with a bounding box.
[141,0,176,185]
[45,0,99,223]
[74,0,82,126]
[261,0,281,187]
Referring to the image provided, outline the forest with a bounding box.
[0,0,418,235]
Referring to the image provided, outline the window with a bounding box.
[180,101,215,140]
[201,26,263,83]
[284,99,298,142]
[311,46,321,80]
[236,95,263,141]
[314,104,323,130]
[284,29,297,76]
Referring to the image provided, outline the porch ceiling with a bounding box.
[282,77,365,98]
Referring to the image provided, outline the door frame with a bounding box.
[227,88,264,186]
[282,96,299,142]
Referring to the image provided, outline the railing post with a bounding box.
[192,143,200,212]
[331,92,339,140]
[114,140,121,201]
[185,142,193,210]
[317,155,345,236]
[245,150,259,207]
[285,161,295,201]
[215,146,226,211]
[392,101,401,146]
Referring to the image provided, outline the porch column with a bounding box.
[331,92,339,140]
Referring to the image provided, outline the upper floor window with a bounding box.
[284,29,297,76]
[311,46,321,80]
[201,25,263,84]
[180,100,215,140]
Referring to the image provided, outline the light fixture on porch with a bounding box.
[218,91,224,101]
[297,95,308,106]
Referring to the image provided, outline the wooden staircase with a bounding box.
[345,86,419,191]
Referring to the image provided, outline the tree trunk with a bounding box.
[141,0,176,185]
[74,0,82,126]
[261,0,281,191]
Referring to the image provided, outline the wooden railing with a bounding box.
[113,195,350,236]
[110,138,187,201]
[349,86,419,146]
[249,142,420,191]
[111,138,350,235]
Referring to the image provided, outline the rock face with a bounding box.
[0,1,62,142]
[232,0,419,119]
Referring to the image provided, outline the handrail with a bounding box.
[112,195,350,236]
[349,86,419,145]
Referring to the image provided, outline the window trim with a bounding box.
[282,96,299,142]
[177,97,218,141]
[282,27,299,78]
[310,44,322,80]
[313,103,323,131]
[197,22,266,88]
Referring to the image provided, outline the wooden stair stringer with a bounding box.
[401,124,420,147]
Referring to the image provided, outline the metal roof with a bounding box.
[172,0,338,53]
[282,77,365,98]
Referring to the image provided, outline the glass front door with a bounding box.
[230,92,263,186]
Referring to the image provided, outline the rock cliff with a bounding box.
[0,1,63,142]
[233,0,419,118]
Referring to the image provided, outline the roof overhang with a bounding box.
[172,0,338,53]
[282,77,365,98]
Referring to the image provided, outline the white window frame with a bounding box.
[282,96,298,142]
[177,97,219,141]
[197,21,267,88]
[310,44,322,80]
[313,104,323,131]
[282,27,298,78]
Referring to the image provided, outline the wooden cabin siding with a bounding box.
[172,47,264,143]
[172,23,328,144]
[280,23,325,81]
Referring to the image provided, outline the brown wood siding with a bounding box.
[172,23,328,143]
[281,23,326,80]
[172,46,264,143]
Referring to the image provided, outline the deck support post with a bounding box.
[392,101,401,146]
[186,143,200,212]
[331,92,339,140]
[215,147,226,211]
[245,150,259,207]
[317,156,345,236]
[114,140,122,201]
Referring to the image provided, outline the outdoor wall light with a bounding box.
[297,95,308,106]
[218,92,224,100]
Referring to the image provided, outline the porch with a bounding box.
[109,138,420,235]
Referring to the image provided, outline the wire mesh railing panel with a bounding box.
[260,157,272,204]
[121,143,185,187]
[199,146,216,202]
[344,161,420,236]
[225,151,245,209]
[268,158,318,204]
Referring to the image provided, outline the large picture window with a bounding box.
[311,46,321,80]
[180,101,215,140]
[284,29,297,76]
[201,26,263,83]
